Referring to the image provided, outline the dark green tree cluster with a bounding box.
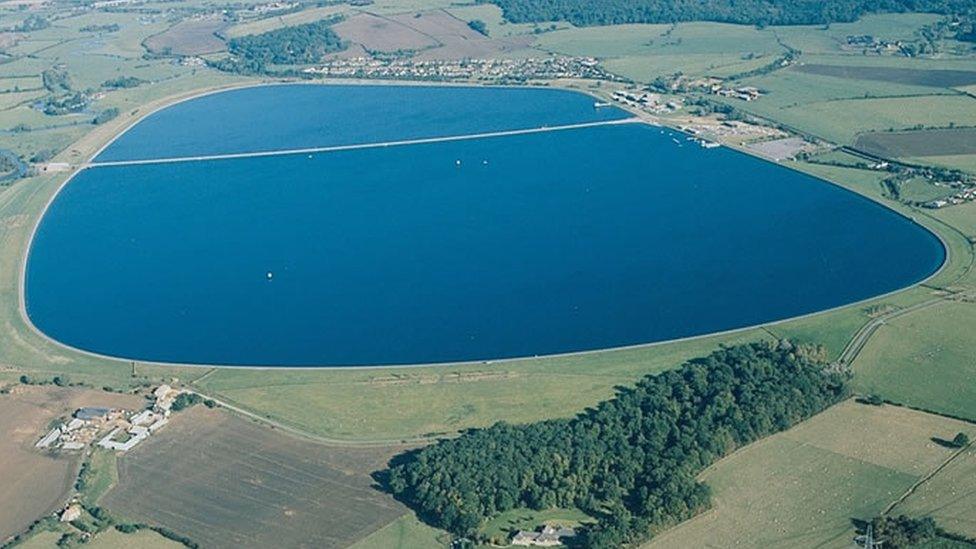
[214,17,346,74]
[467,19,489,35]
[870,515,939,548]
[484,0,976,27]
[383,341,849,547]
[93,107,119,125]
[102,76,143,89]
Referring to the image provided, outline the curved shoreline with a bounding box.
[16,80,951,371]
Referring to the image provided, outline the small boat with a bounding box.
[266,271,274,281]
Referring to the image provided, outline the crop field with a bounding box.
[0,386,143,540]
[333,12,440,52]
[897,444,976,538]
[330,9,533,60]
[854,128,976,158]
[794,64,976,88]
[101,407,408,548]
[854,300,976,422]
[143,17,227,56]
[644,401,975,548]
[387,10,534,60]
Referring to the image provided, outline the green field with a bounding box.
[350,515,447,549]
[897,444,976,538]
[194,329,767,441]
[479,507,593,545]
[854,300,976,422]
[18,529,182,549]
[645,401,975,548]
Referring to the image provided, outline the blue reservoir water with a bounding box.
[27,86,944,366]
[95,84,630,162]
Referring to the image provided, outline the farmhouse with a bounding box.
[511,524,576,547]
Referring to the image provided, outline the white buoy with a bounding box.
[455,159,462,167]
[482,160,488,165]
[266,271,273,281]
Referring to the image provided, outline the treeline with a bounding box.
[382,341,849,547]
[870,515,976,548]
[212,17,346,74]
[485,0,976,27]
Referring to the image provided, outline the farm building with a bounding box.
[511,524,576,547]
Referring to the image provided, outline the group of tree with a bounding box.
[485,0,976,27]
[212,17,346,74]
[467,19,489,35]
[102,76,143,89]
[41,66,71,93]
[382,341,850,547]
[868,515,976,548]
[16,14,49,32]
[79,23,120,33]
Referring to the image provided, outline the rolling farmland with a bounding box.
[101,407,408,548]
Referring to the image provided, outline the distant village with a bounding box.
[35,385,187,454]
[303,56,622,83]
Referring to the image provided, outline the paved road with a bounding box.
[88,117,643,168]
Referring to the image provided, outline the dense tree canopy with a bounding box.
[484,0,976,27]
[215,17,346,74]
[383,342,850,547]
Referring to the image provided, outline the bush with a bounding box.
[170,392,203,412]
[952,432,970,448]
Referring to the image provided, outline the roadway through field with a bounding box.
[87,117,643,168]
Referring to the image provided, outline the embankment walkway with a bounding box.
[87,117,643,169]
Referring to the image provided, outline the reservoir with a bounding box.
[26,84,945,367]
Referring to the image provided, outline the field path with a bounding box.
[188,389,439,447]
[87,117,642,168]
[837,289,972,367]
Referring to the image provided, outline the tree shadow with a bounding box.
[930,437,962,449]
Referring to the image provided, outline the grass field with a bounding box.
[645,401,975,548]
[81,450,119,505]
[101,407,408,548]
[479,507,593,544]
[221,5,349,39]
[897,444,976,538]
[193,329,768,442]
[728,94,976,145]
[854,299,976,422]
[931,200,976,238]
[19,529,183,548]
[908,154,976,174]
[351,514,448,549]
